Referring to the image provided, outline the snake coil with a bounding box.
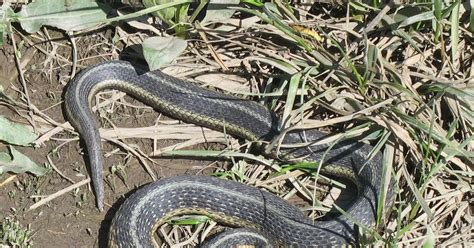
[64,60,392,247]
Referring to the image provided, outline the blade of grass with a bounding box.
[433,0,443,42]
[450,1,460,66]
[394,110,473,159]
[282,72,301,127]
[162,150,274,167]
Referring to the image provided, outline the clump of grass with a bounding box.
[0,216,33,248]
[244,2,473,246]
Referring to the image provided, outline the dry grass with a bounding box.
[1,1,472,247]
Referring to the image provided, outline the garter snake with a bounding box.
[64,60,392,247]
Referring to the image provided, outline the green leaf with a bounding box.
[395,110,474,159]
[433,0,442,21]
[0,116,37,146]
[143,0,176,20]
[143,36,187,71]
[282,72,301,124]
[393,5,427,24]
[364,43,378,82]
[0,146,46,176]
[422,224,435,248]
[18,0,108,33]
[276,162,320,174]
[397,9,434,28]
[382,14,423,54]
[242,0,264,7]
[168,215,209,225]
[143,0,190,32]
[201,0,239,24]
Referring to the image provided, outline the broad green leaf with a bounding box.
[0,146,46,176]
[18,0,108,33]
[143,0,176,20]
[201,0,239,24]
[143,36,187,70]
[143,0,189,32]
[0,116,37,146]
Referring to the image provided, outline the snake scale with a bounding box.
[64,60,391,247]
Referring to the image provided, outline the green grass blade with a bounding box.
[282,72,301,125]
[450,2,460,65]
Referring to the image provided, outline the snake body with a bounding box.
[64,60,390,247]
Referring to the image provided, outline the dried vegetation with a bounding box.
[0,1,472,247]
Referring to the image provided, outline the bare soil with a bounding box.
[0,31,217,247]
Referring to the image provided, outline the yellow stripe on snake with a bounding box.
[64,60,393,247]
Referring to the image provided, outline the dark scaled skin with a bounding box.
[64,60,393,247]
[201,228,276,248]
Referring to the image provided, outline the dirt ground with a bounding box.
[0,29,225,247]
